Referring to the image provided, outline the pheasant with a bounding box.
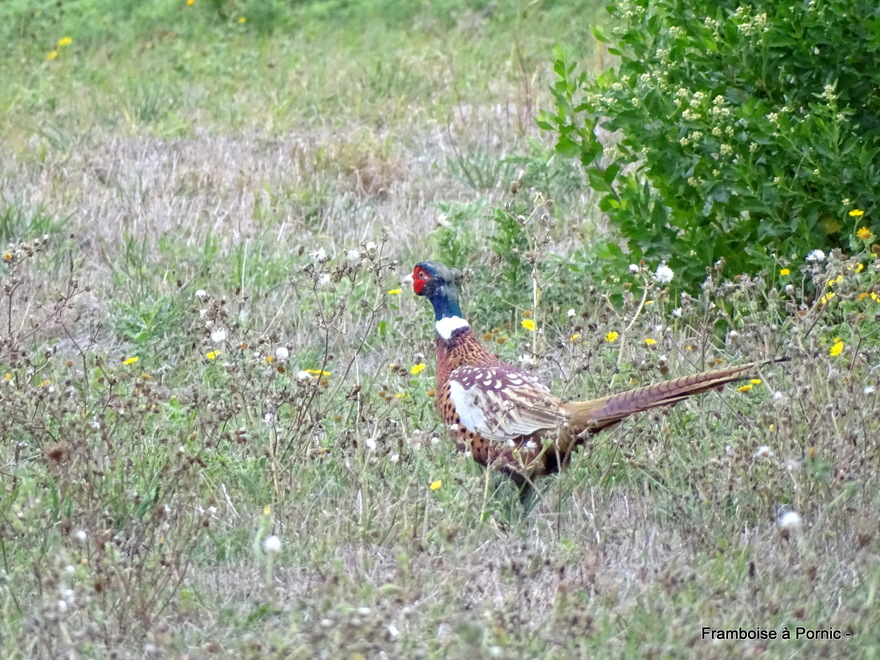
[412,261,784,487]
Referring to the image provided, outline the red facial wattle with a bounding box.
[412,266,430,295]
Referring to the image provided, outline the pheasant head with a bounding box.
[412,261,470,340]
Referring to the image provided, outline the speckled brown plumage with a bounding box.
[413,261,786,487]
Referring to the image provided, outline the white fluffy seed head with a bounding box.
[263,535,282,554]
[778,511,803,531]
[654,263,675,284]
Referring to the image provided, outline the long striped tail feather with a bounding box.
[565,357,788,438]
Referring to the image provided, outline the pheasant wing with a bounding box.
[447,366,569,443]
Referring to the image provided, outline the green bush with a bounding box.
[538,0,880,291]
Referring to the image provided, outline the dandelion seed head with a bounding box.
[263,535,282,554]
[654,263,675,284]
[778,511,802,531]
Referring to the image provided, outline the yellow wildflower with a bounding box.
[305,369,330,376]
[122,356,139,366]
[410,363,426,375]
[46,50,58,61]
[39,379,52,387]
[819,292,835,305]
[828,275,842,287]
[263,505,271,516]
[206,351,221,360]
[779,268,790,276]
[187,0,195,5]
[521,319,536,331]
[2,253,11,261]
[3,373,11,381]
[394,393,405,399]
[829,339,844,357]
[858,292,869,301]
[237,16,246,23]
[750,379,762,385]
[387,288,402,295]
[857,226,873,241]
[429,480,442,491]
[738,384,753,393]
[605,331,619,343]
[265,355,274,364]
[644,338,657,346]
[849,209,865,217]
[569,333,581,342]
[57,37,72,47]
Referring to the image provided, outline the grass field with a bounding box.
[1,1,878,658]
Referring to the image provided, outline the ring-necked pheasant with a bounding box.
[413,261,784,487]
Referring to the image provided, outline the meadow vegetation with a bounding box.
[0,0,877,658]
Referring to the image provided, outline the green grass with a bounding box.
[0,1,877,658]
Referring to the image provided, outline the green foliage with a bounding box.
[539,0,880,290]
[433,200,488,269]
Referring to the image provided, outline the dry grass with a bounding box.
[0,1,877,659]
